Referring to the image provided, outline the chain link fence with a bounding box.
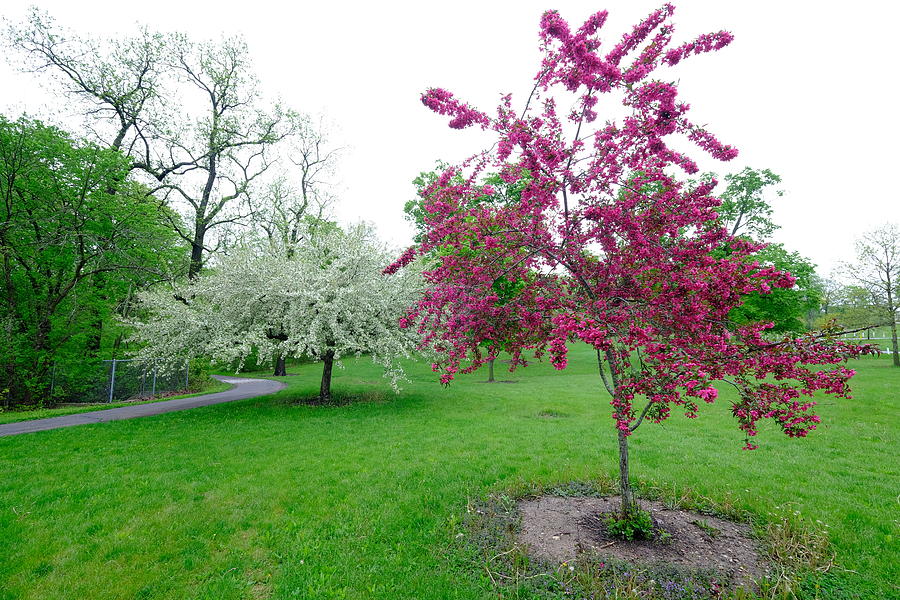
[50,359,191,404]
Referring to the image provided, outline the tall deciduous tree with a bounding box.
[131,223,420,396]
[6,9,300,277]
[0,116,183,405]
[150,33,299,277]
[728,243,819,333]
[844,224,900,366]
[393,5,870,516]
[5,9,166,155]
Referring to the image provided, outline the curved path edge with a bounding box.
[0,375,287,438]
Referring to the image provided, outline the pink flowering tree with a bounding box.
[390,4,872,517]
[405,168,550,381]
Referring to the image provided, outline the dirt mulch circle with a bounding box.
[518,495,769,587]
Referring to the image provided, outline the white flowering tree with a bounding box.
[130,223,421,402]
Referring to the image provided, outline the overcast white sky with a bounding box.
[1,0,897,275]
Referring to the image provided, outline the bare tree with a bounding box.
[251,118,341,257]
[844,224,900,366]
[147,33,299,277]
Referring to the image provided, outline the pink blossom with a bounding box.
[402,4,871,452]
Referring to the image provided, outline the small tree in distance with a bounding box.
[716,167,782,239]
[132,223,421,401]
[844,224,900,366]
[392,4,871,517]
[404,166,547,382]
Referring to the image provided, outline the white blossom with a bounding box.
[130,223,421,392]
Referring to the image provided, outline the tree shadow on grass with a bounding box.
[280,389,390,407]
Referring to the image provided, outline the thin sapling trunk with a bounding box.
[601,348,638,517]
[890,320,900,367]
[617,429,636,515]
[887,287,899,367]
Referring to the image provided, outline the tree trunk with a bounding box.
[887,287,899,367]
[890,321,900,367]
[85,273,106,357]
[487,357,495,382]
[319,350,335,402]
[602,348,638,516]
[273,355,287,376]
[85,315,102,356]
[188,239,204,279]
[617,429,637,516]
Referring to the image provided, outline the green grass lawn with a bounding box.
[0,379,234,425]
[0,347,896,599]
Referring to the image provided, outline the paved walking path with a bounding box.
[0,376,286,437]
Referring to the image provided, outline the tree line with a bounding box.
[2,7,897,413]
[0,10,347,407]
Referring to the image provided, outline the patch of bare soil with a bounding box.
[518,495,768,587]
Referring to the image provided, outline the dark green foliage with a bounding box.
[704,167,820,333]
[729,243,821,333]
[604,506,656,540]
[0,115,185,406]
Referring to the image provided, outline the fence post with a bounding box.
[185,359,189,391]
[108,359,117,403]
[152,365,157,397]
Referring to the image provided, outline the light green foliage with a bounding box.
[816,284,886,331]
[705,167,820,333]
[716,167,782,239]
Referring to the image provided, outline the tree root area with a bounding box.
[518,495,768,587]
